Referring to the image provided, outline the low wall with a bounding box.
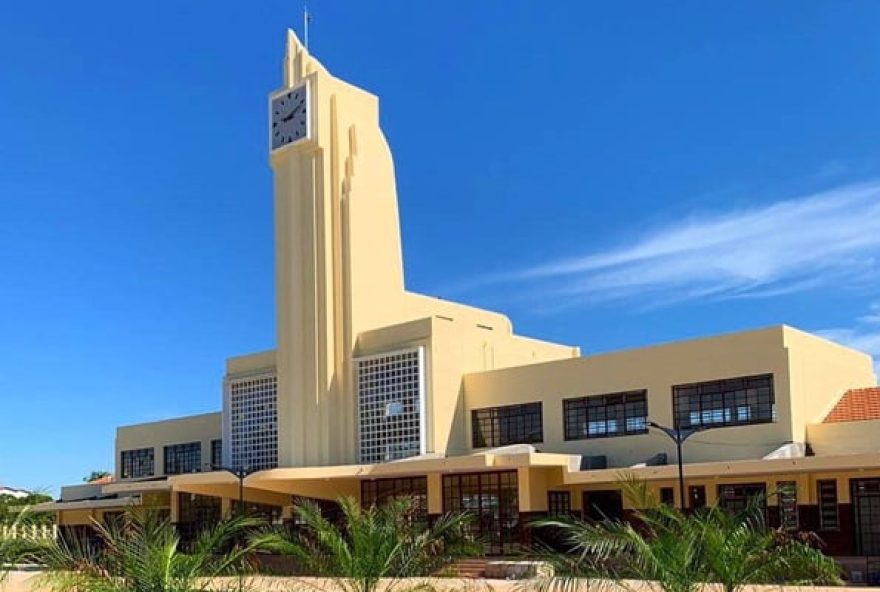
[1,571,868,592]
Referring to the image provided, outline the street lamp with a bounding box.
[210,464,257,518]
[648,421,706,511]
[209,464,256,592]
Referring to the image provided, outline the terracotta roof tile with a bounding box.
[823,387,880,423]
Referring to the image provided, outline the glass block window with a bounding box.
[777,481,798,532]
[563,391,648,440]
[361,477,427,519]
[356,348,425,464]
[547,491,572,516]
[673,374,775,430]
[120,447,154,479]
[226,372,278,471]
[818,480,839,530]
[163,442,201,475]
[210,439,222,470]
[472,403,543,448]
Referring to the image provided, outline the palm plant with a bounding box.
[694,497,841,591]
[38,509,268,592]
[253,495,479,592]
[529,478,841,592]
[0,507,47,585]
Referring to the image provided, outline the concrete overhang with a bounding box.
[33,496,141,513]
[562,452,880,485]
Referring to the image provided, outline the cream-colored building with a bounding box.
[38,30,880,579]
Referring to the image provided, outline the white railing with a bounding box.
[0,524,57,541]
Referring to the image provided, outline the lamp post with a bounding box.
[211,465,253,518]
[648,421,706,511]
[210,464,255,592]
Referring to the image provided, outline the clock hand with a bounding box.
[280,104,303,123]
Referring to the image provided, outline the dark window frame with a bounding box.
[563,390,648,440]
[163,442,202,476]
[717,483,768,519]
[547,491,572,516]
[777,481,798,532]
[673,374,775,430]
[660,487,675,507]
[689,485,707,510]
[120,447,155,479]
[471,402,543,448]
[361,476,428,520]
[817,479,839,531]
[210,439,222,470]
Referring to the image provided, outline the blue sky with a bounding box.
[1,1,879,494]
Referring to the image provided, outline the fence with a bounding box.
[0,524,57,541]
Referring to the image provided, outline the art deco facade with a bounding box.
[39,31,880,582]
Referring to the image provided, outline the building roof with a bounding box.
[823,387,880,423]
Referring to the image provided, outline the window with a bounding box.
[163,442,201,475]
[660,487,675,507]
[583,490,624,522]
[121,448,154,479]
[361,477,427,519]
[356,348,425,464]
[564,391,648,440]
[718,484,767,517]
[443,471,519,555]
[472,403,543,448]
[673,374,775,430]
[226,371,278,471]
[777,481,798,532]
[211,439,222,469]
[689,485,706,510]
[818,480,839,530]
[548,491,572,516]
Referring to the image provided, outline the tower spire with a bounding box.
[304,5,312,50]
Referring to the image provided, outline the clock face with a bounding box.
[271,85,309,150]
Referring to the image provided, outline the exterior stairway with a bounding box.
[448,558,490,578]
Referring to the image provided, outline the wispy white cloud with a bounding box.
[464,180,880,309]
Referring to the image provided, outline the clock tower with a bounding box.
[269,30,408,466]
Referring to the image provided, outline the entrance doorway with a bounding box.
[442,471,519,555]
[852,478,880,556]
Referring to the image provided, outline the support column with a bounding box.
[170,491,180,523]
[427,473,443,515]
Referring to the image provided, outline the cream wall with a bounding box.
[353,314,578,460]
[784,327,877,443]
[115,412,222,479]
[808,419,880,456]
[464,326,802,467]
[269,31,576,470]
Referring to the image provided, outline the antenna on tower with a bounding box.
[303,4,312,50]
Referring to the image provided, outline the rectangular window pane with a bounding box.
[120,448,154,479]
[777,481,798,532]
[818,480,839,530]
[163,442,202,475]
[564,391,648,440]
[548,491,572,516]
[673,374,774,429]
[472,403,543,448]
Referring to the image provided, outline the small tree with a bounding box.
[84,471,112,483]
[530,478,841,592]
[254,496,479,592]
[38,509,268,592]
